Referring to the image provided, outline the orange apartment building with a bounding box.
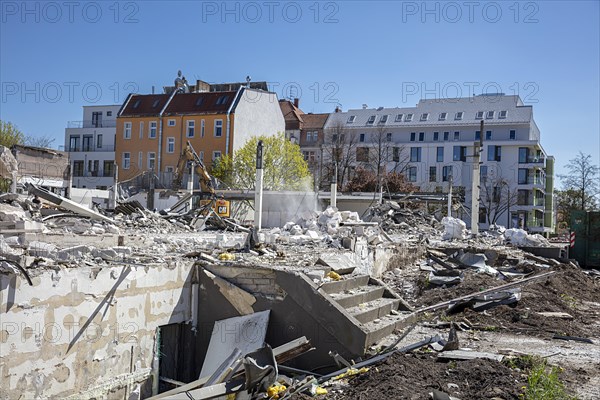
[115,87,285,183]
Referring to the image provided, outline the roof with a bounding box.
[301,113,329,130]
[325,95,533,129]
[279,100,304,124]
[119,91,238,117]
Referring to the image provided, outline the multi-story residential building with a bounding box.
[323,94,554,233]
[299,113,330,186]
[115,87,285,184]
[65,105,120,189]
[279,98,304,142]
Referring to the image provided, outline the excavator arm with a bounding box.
[172,141,215,196]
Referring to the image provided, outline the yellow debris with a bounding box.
[218,253,235,261]
[332,367,369,381]
[326,271,341,281]
[267,384,287,398]
[314,386,328,395]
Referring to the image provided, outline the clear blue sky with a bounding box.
[1,0,599,178]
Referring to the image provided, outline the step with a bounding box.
[320,275,370,295]
[347,298,401,324]
[363,312,413,346]
[329,285,385,309]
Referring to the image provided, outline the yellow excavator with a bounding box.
[172,141,230,218]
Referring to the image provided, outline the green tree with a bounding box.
[0,120,25,148]
[558,152,599,211]
[212,133,312,191]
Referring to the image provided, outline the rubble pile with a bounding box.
[363,201,442,234]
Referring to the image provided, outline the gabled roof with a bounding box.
[279,100,304,124]
[118,91,238,117]
[119,94,170,117]
[301,113,329,130]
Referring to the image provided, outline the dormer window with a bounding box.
[498,110,507,119]
[379,115,388,124]
[439,112,447,121]
[455,112,463,120]
[405,113,413,122]
[486,111,495,119]
[367,115,376,125]
[195,97,204,106]
[216,95,229,105]
[347,115,356,123]
[476,111,484,119]
[395,114,403,122]
[133,99,141,109]
[152,99,160,108]
[420,113,429,121]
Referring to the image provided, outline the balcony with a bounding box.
[67,120,117,129]
[72,170,114,178]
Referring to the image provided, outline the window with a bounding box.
[216,95,229,105]
[419,132,424,141]
[486,130,492,140]
[437,147,444,162]
[124,122,131,139]
[475,131,481,140]
[356,147,369,162]
[168,119,176,126]
[492,186,501,203]
[455,112,463,120]
[517,189,529,205]
[476,111,484,119]
[103,161,114,177]
[96,134,103,148]
[420,113,429,121]
[195,97,204,107]
[69,135,80,151]
[152,99,160,108]
[347,115,356,123]
[122,152,130,169]
[386,132,392,142]
[480,165,488,180]
[410,147,421,162]
[139,121,144,139]
[72,160,84,177]
[359,133,366,143]
[167,137,175,153]
[132,99,141,109]
[106,111,112,117]
[213,151,222,160]
[488,145,502,161]
[379,115,388,124]
[187,120,195,138]
[453,146,467,162]
[395,114,403,122]
[442,166,452,182]
[510,130,516,140]
[519,147,529,163]
[486,111,495,119]
[439,112,447,121]
[214,120,223,137]
[148,152,156,170]
[393,147,400,162]
[443,131,449,141]
[303,151,309,161]
[518,168,529,184]
[499,110,507,119]
[82,135,93,151]
[165,166,174,174]
[201,120,205,137]
[408,166,417,182]
[410,132,416,142]
[433,132,439,141]
[454,131,460,141]
[307,151,316,162]
[429,166,437,182]
[138,152,143,168]
[479,208,487,224]
[367,115,376,125]
[405,113,413,122]
[149,121,157,138]
[91,112,102,127]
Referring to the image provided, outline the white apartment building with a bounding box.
[65,105,120,189]
[324,94,554,233]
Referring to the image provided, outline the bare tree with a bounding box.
[479,176,519,226]
[25,135,56,149]
[559,151,599,210]
[321,121,359,189]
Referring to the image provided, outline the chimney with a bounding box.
[334,106,341,113]
[293,98,299,108]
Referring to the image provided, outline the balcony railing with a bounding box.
[67,120,117,128]
[519,156,545,164]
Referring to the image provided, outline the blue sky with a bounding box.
[1,0,599,177]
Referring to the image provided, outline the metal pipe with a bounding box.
[255,140,264,230]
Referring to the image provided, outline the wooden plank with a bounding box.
[438,350,504,362]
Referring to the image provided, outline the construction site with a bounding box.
[1,135,599,400]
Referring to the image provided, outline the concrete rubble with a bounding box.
[1,194,597,400]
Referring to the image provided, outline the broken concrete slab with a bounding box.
[438,350,504,362]
[203,269,257,315]
[316,252,358,275]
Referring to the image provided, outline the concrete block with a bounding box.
[306,230,320,240]
[28,241,57,258]
[112,246,132,256]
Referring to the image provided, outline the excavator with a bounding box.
[171,141,230,218]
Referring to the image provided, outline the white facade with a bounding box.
[324,95,554,233]
[65,105,120,189]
